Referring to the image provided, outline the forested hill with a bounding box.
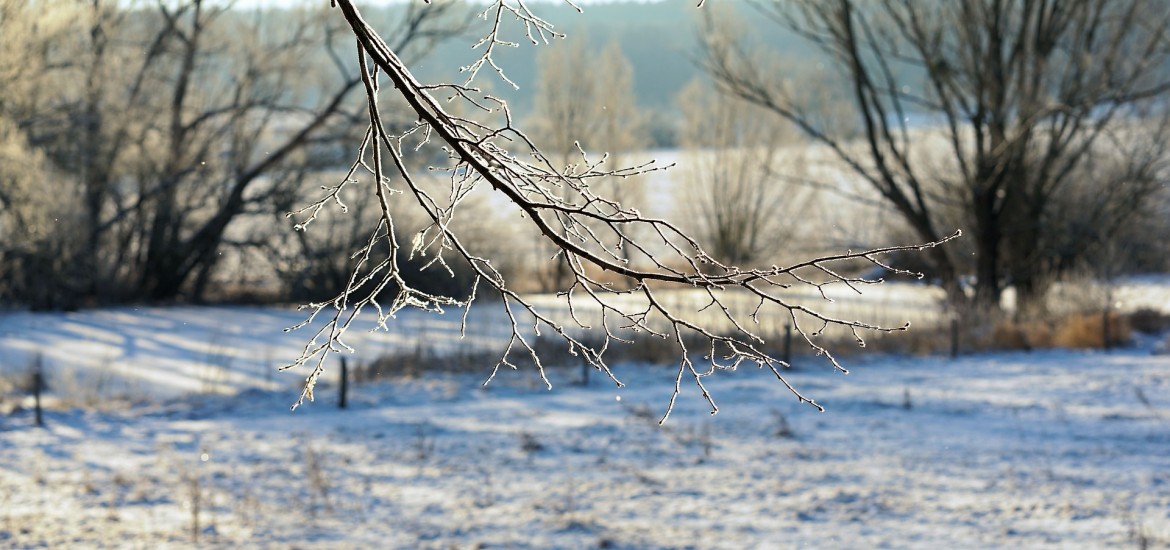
[228,1,827,144]
[380,1,821,116]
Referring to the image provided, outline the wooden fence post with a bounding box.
[33,353,44,428]
[339,356,348,409]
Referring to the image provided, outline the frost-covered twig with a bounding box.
[283,0,958,420]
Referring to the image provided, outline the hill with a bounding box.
[400,1,823,117]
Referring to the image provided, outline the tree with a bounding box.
[525,35,647,288]
[702,0,1170,313]
[527,32,598,164]
[675,77,813,266]
[0,0,88,309]
[590,41,649,266]
[0,0,468,306]
[0,117,77,309]
[285,0,956,421]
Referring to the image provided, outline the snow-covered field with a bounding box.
[2,345,1169,548]
[1,277,1164,403]
[1,281,1169,548]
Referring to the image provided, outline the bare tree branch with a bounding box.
[283,0,959,421]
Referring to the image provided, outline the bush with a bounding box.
[1128,308,1170,335]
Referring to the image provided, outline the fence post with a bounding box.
[950,318,960,359]
[1102,306,1111,352]
[33,353,44,428]
[339,356,348,410]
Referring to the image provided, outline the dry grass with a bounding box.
[836,325,953,357]
[827,307,1152,357]
[987,312,1132,351]
[354,346,500,381]
[1052,312,1132,349]
[354,328,724,384]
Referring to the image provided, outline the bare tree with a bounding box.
[702,0,1170,312]
[284,0,956,421]
[2,0,468,305]
[0,0,88,308]
[675,77,813,266]
[1039,115,1170,284]
[525,34,648,288]
[589,41,649,266]
[524,31,598,291]
[527,31,599,164]
[135,1,469,302]
[0,117,79,309]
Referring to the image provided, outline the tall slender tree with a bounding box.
[526,35,647,287]
[675,77,812,266]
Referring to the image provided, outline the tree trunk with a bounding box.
[972,191,1002,313]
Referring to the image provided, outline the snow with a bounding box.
[0,304,513,400]
[1,285,1169,548]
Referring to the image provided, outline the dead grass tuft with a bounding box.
[832,307,1148,357]
[979,312,1133,351]
[1052,312,1131,349]
[358,329,718,383]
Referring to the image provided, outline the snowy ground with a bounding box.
[2,342,1169,546]
[0,281,957,404]
[1,281,1169,548]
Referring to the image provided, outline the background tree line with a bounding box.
[2,0,1169,319]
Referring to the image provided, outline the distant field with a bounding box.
[1,277,1166,403]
